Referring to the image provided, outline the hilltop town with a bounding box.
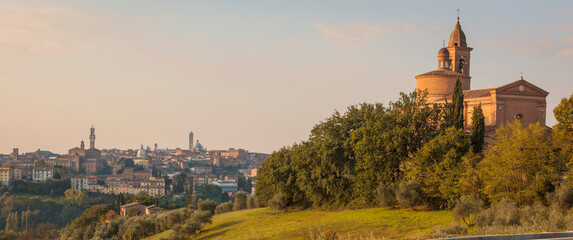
[0,127,268,198]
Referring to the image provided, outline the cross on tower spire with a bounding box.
[457,8,460,22]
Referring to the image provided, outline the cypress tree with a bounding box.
[452,77,465,130]
[470,104,485,153]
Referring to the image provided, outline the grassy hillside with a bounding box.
[146,207,452,240]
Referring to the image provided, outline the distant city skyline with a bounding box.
[2,1,573,154]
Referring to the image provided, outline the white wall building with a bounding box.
[212,180,238,193]
[32,169,53,182]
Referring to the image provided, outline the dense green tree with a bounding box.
[173,173,187,194]
[257,90,443,208]
[470,104,485,153]
[196,184,223,203]
[304,110,355,207]
[406,127,469,208]
[554,93,573,132]
[457,151,483,197]
[256,145,307,207]
[353,91,442,206]
[553,93,573,179]
[480,120,557,205]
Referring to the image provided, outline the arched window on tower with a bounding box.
[458,58,464,74]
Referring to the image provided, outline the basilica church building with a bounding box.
[53,126,104,174]
[415,18,548,135]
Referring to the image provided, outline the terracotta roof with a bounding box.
[463,89,494,98]
[145,205,164,210]
[120,202,142,208]
[416,69,464,77]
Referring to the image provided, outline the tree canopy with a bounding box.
[479,120,557,205]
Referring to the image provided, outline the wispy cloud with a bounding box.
[0,6,109,56]
[481,24,573,59]
[313,22,424,48]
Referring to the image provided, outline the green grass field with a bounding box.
[146,207,452,240]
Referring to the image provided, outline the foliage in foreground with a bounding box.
[60,205,213,240]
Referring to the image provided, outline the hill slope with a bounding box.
[147,207,452,239]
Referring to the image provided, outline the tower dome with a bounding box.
[437,47,451,70]
[438,47,450,55]
[137,144,146,158]
[448,17,467,48]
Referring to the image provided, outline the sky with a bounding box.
[2,1,573,154]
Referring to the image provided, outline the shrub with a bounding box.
[171,220,201,240]
[376,183,396,207]
[475,198,520,227]
[233,191,248,211]
[269,192,288,211]
[432,224,466,237]
[197,199,217,215]
[215,201,234,214]
[453,195,484,227]
[305,227,338,240]
[247,195,260,209]
[122,228,137,240]
[550,184,573,210]
[396,181,422,209]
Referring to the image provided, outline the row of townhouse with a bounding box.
[70,175,166,197]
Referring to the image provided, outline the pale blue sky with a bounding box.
[1,1,572,154]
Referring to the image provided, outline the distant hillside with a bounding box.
[146,207,452,240]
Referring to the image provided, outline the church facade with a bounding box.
[53,126,104,174]
[415,18,548,135]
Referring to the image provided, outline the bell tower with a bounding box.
[189,131,194,151]
[447,17,473,78]
[89,125,96,149]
